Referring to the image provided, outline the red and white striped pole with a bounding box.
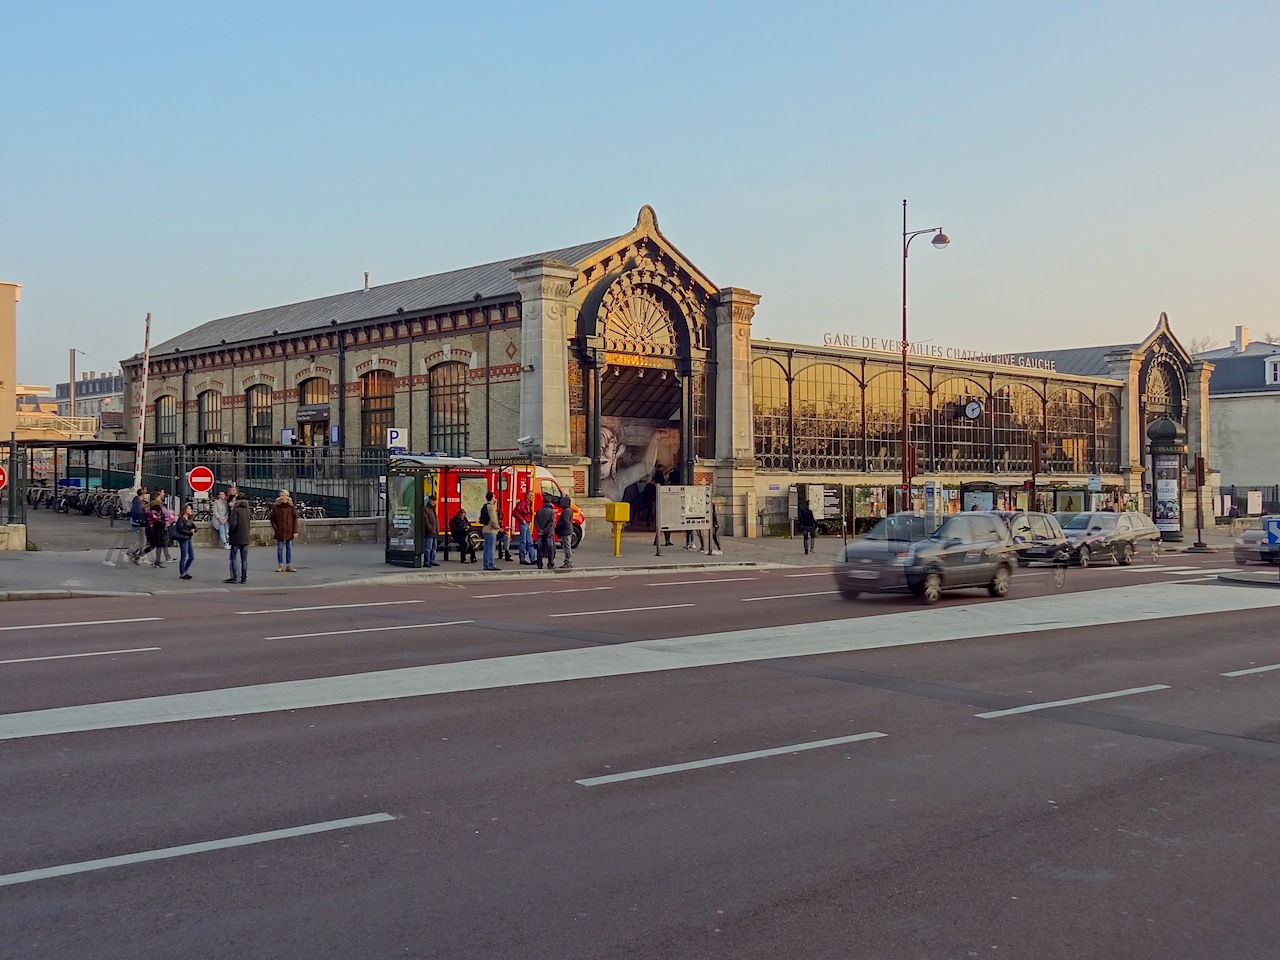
[131,312,151,491]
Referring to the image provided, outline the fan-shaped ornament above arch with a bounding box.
[602,288,679,361]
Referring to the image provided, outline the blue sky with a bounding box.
[4,1,1278,387]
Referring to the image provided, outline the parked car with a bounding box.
[986,511,1071,567]
[836,512,1016,603]
[1233,516,1280,565]
[1061,511,1161,567]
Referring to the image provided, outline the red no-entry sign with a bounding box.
[187,465,215,494]
[0,465,7,491]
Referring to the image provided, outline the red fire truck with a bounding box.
[386,456,585,565]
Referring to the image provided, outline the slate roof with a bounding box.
[1013,344,1135,379]
[149,236,622,355]
[1198,342,1280,361]
[1209,355,1280,394]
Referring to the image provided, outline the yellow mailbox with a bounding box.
[604,501,630,557]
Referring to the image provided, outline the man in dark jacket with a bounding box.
[555,494,574,570]
[533,499,557,571]
[450,507,477,563]
[126,487,149,563]
[225,496,252,583]
[798,502,817,555]
[422,494,440,567]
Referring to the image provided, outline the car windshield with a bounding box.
[863,514,931,542]
[1063,513,1116,532]
[930,516,970,541]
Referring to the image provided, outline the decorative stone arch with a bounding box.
[291,364,332,385]
[419,347,473,370]
[242,370,278,389]
[352,355,399,377]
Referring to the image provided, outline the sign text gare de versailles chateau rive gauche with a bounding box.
[822,332,1058,371]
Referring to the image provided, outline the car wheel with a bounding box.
[839,589,862,601]
[1016,558,1030,568]
[1077,547,1091,568]
[920,570,943,604]
[1235,557,1248,566]
[987,564,1011,598]
[1118,542,1133,566]
[1052,565,1067,590]
[571,523,583,549]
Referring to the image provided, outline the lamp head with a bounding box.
[931,231,950,249]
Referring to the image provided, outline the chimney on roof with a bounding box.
[1234,325,1249,354]
[363,271,370,292]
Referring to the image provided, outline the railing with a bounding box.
[16,413,99,438]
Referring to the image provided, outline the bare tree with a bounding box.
[1186,336,1218,354]
[1264,332,1280,344]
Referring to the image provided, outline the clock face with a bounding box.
[964,400,983,419]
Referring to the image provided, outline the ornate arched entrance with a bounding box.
[572,216,714,504]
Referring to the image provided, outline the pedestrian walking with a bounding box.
[798,502,817,555]
[479,491,500,570]
[225,494,251,583]
[211,491,230,548]
[534,497,557,571]
[709,501,723,555]
[513,490,535,565]
[126,487,149,562]
[173,503,196,580]
[450,507,477,563]
[555,494,574,569]
[423,494,440,567]
[157,491,176,563]
[138,499,169,567]
[269,490,300,573]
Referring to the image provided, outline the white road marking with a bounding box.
[1222,663,1280,677]
[576,732,887,786]
[236,601,424,616]
[743,591,840,602]
[0,647,160,665]
[1175,576,1219,582]
[785,572,832,578]
[473,587,614,599]
[0,813,396,888]
[977,684,1171,719]
[648,577,759,586]
[1172,568,1243,575]
[549,604,694,619]
[5,583,1280,742]
[265,620,473,641]
[1108,566,1196,574]
[0,618,162,633]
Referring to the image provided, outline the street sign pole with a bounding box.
[1187,455,1213,553]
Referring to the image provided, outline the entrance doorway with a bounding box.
[597,365,681,524]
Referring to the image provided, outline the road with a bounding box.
[2,553,1279,959]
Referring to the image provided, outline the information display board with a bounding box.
[1152,452,1182,533]
[385,473,421,565]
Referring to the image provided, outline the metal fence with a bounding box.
[1223,485,1280,515]
[5,444,390,519]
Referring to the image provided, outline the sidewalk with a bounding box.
[0,509,837,599]
[0,506,1243,601]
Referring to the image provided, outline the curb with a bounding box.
[1215,572,1280,589]
[0,590,150,602]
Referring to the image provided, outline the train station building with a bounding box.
[122,207,1211,535]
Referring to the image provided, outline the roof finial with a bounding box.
[636,205,658,232]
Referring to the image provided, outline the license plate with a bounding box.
[850,570,879,580]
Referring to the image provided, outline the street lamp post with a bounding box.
[901,199,950,505]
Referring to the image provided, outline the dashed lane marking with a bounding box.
[236,601,425,616]
[0,813,397,888]
[0,647,160,665]
[265,620,473,641]
[1222,663,1280,678]
[743,591,840,602]
[549,604,694,619]
[0,618,162,633]
[977,684,1171,719]
[576,732,887,786]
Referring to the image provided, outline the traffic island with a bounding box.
[1215,569,1280,588]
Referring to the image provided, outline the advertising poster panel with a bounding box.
[1152,453,1182,533]
[386,473,420,562]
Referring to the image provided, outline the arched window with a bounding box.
[428,362,468,456]
[793,364,860,471]
[933,378,989,472]
[155,395,177,444]
[297,377,331,446]
[864,370,928,474]
[1097,393,1121,473]
[245,385,273,445]
[1046,389,1093,473]
[991,382,1044,472]
[752,358,789,469]
[197,390,223,444]
[299,377,330,406]
[360,370,396,448]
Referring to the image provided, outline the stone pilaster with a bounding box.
[512,259,578,461]
[1186,359,1214,465]
[712,287,761,536]
[1105,348,1143,492]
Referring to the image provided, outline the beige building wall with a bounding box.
[0,282,19,441]
[1209,393,1280,487]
